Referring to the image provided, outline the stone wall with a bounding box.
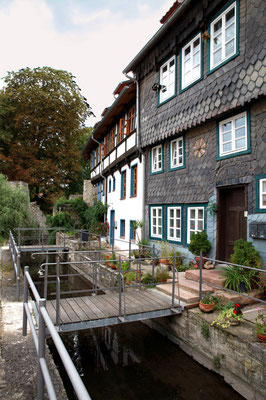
[83,180,93,205]
[29,203,46,227]
[144,310,266,400]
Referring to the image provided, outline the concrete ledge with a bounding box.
[0,247,11,267]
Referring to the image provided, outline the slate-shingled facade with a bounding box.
[124,0,266,262]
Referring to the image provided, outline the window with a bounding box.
[151,145,163,174]
[210,1,238,71]
[181,34,201,90]
[110,128,115,150]
[167,206,182,242]
[150,206,163,239]
[121,170,126,199]
[159,56,176,104]
[127,106,135,134]
[170,137,184,170]
[120,220,125,238]
[118,117,127,143]
[113,177,116,191]
[255,175,266,212]
[218,111,249,159]
[130,221,136,240]
[108,178,111,193]
[187,206,205,244]
[130,165,137,197]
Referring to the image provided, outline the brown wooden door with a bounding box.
[218,186,247,261]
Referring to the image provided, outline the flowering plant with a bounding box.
[91,221,109,236]
[255,308,266,335]
[211,303,243,329]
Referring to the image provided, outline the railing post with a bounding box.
[172,252,176,308]
[17,252,21,300]
[118,256,122,317]
[199,250,203,301]
[112,225,114,253]
[23,266,29,336]
[152,244,155,284]
[37,298,46,400]
[129,239,131,271]
[44,251,48,299]
[88,232,91,251]
[18,228,21,250]
[56,256,60,326]
[99,235,101,250]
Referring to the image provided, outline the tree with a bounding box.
[0,174,34,242]
[0,67,94,204]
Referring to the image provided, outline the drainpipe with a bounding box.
[123,72,146,238]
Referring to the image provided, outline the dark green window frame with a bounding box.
[255,174,266,213]
[150,144,164,175]
[168,136,185,171]
[179,32,203,93]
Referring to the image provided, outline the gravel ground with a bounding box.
[0,260,68,399]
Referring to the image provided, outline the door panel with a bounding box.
[218,186,247,261]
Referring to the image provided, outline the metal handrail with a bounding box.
[23,266,91,400]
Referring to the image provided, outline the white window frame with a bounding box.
[170,137,184,169]
[151,145,163,173]
[219,111,247,157]
[187,206,205,244]
[167,206,182,242]
[259,179,266,209]
[181,33,201,90]
[210,2,237,70]
[150,206,163,238]
[159,56,176,104]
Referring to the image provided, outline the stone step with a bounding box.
[214,290,263,306]
[185,269,225,287]
[156,284,199,304]
[178,277,215,295]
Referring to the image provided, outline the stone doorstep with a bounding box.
[214,290,264,306]
[156,284,199,304]
[177,277,215,295]
[185,269,225,286]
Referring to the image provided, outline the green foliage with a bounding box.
[188,230,211,256]
[0,67,93,201]
[211,306,243,329]
[46,211,71,229]
[169,249,184,267]
[201,321,210,340]
[85,201,108,230]
[155,267,170,283]
[221,266,258,293]
[160,241,172,258]
[0,174,36,240]
[230,239,261,268]
[255,309,266,335]
[213,355,221,369]
[141,273,154,285]
[201,291,214,305]
[121,261,129,271]
[124,271,136,283]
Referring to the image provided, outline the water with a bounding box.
[48,322,244,400]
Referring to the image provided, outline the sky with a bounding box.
[0,0,174,124]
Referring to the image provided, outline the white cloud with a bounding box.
[0,0,174,122]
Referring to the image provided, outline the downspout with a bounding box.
[91,134,107,221]
[124,72,146,238]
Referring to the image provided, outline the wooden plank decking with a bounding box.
[46,288,181,330]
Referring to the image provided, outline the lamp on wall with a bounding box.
[152,83,167,92]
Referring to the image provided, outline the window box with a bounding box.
[150,144,163,174]
[217,111,250,160]
[180,33,202,92]
[158,56,176,105]
[209,0,239,73]
[169,137,185,170]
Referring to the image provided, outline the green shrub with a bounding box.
[201,321,210,340]
[188,230,211,256]
[0,174,37,240]
[46,211,71,229]
[141,273,153,284]
[230,239,261,268]
[155,267,170,283]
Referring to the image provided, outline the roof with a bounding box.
[123,0,191,74]
[82,81,136,160]
[160,1,184,24]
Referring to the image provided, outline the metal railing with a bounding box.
[23,266,91,400]
[9,230,21,298]
[14,227,67,250]
[197,251,266,305]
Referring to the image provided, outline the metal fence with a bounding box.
[23,266,91,400]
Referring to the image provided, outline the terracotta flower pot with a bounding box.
[199,301,214,313]
[159,258,170,265]
[257,333,266,342]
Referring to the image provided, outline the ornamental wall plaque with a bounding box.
[193,138,206,158]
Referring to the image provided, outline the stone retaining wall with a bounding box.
[144,309,266,400]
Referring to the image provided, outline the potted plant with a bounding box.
[169,249,184,269]
[255,308,266,342]
[199,291,215,313]
[159,241,172,265]
[188,230,211,265]
[211,304,243,329]
[222,239,261,293]
[155,267,170,283]
[124,271,136,285]
[105,251,117,270]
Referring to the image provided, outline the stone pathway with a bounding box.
[0,260,67,400]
